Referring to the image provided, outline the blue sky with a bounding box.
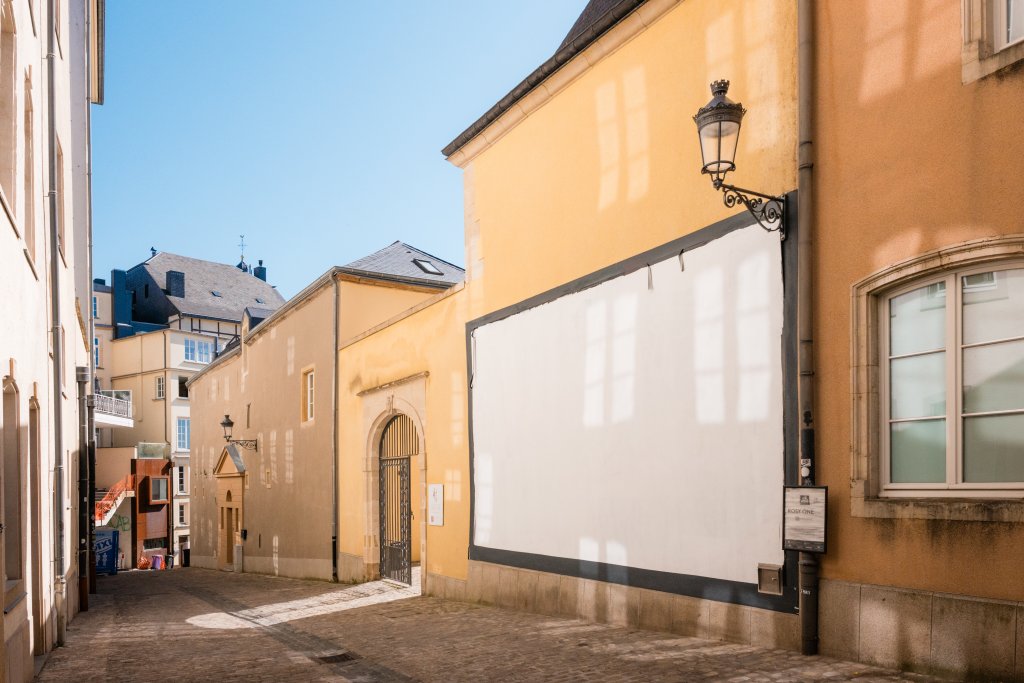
[93,1,588,299]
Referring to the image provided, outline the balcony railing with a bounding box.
[95,390,132,419]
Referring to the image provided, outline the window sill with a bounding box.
[852,482,1024,522]
[963,37,1024,83]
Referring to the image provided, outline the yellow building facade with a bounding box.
[813,1,1024,678]
[189,248,463,581]
[181,2,1024,680]
[335,0,804,648]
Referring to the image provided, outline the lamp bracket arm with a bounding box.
[228,439,258,451]
[714,181,786,238]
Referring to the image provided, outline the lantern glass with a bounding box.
[693,80,745,183]
[220,414,234,442]
[698,118,741,177]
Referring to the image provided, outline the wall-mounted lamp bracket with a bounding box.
[228,439,258,451]
[712,178,786,238]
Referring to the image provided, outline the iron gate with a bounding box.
[379,414,417,585]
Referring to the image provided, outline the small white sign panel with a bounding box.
[783,486,827,553]
[428,484,444,526]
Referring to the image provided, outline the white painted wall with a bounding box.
[471,225,785,584]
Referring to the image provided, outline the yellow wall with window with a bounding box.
[816,0,1024,602]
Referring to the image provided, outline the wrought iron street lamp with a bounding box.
[694,80,785,237]
[220,414,257,450]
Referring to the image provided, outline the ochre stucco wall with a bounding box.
[463,0,798,319]
[188,275,442,580]
[816,0,1024,601]
[338,279,439,341]
[189,285,337,579]
[337,288,468,580]
[109,331,171,447]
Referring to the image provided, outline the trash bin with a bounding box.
[151,554,163,570]
[182,548,190,567]
[165,554,174,569]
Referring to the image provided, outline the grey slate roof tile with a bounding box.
[134,252,286,322]
[343,241,465,286]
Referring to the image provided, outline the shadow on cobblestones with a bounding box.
[35,568,944,683]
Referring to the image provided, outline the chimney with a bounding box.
[93,277,106,286]
[253,259,267,282]
[111,270,132,339]
[166,270,185,298]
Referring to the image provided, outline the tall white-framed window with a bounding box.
[197,340,212,364]
[155,376,165,400]
[176,417,190,451]
[93,337,100,367]
[177,502,188,527]
[184,338,197,361]
[177,466,187,493]
[302,368,314,422]
[92,296,98,318]
[881,263,1024,496]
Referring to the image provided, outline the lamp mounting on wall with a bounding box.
[220,414,257,450]
[693,80,785,238]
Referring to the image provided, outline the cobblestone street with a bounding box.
[35,568,943,683]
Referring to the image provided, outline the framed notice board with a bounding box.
[782,486,827,553]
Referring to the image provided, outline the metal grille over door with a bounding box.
[379,414,417,584]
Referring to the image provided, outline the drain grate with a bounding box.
[317,652,360,665]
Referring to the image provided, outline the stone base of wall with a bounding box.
[185,554,332,581]
[820,578,1024,681]
[338,552,369,584]
[190,554,216,570]
[240,556,333,581]
[4,598,31,683]
[430,561,799,650]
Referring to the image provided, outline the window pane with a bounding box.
[890,352,946,419]
[963,338,1024,413]
[891,420,946,483]
[962,268,1024,344]
[1010,0,1024,44]
[964,414,1024,482]
[890,283,946,356]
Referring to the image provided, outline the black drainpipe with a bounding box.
[797,0,819,657]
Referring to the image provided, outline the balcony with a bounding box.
[94,390,133,428]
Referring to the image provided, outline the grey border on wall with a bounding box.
[465,192,799,614]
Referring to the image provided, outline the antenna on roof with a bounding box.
[238,234,247,261]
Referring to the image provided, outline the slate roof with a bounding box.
[131,252,286,322]
[442,0,646,158]
[558,0,625,51]
[343,242,465,287]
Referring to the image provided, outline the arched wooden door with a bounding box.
[379,414,417,584]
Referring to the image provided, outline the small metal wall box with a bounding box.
[757,563,784,595]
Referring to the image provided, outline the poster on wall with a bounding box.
[428,484,444,526]
[782,486,827,553]
[469,220,790,590]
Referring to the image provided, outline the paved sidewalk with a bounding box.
[37,568,941,682]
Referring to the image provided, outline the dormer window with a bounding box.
[413,258,443,276]
[211,290,222,297]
